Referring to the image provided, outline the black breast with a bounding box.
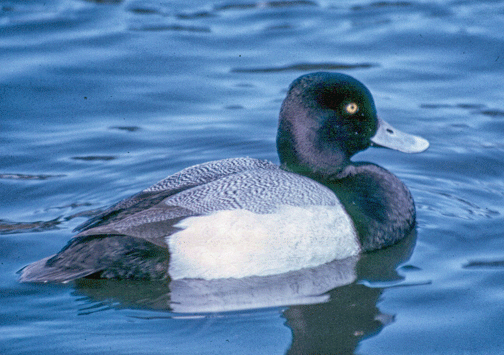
[326,163,416,251]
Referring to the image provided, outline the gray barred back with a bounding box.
[144,157,279,193]
[163,165,339,214]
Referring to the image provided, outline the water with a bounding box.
[1,0,504,353]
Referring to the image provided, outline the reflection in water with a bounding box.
[75,255,358,313]
[169,255,357,313]
[74,231,416,353]
[285,284,386,355]
[285,231,416,354]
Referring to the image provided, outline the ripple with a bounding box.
[420,103,453,109]
[400,264,422,271]
[0,218,61,235]
[215,1,317,11]
[436,191,501,219]
[419,103,504,120]
[131,24,211,33]
[109,126,141,132]
[420,103,486,110]
[231,62,376,73]
[0,173,65,180]
[176,0,317,20]
[464,260,504,269]
[480,109,504,118]
[456,103,486,109]
[84,0,123,4]
[176,11,216,20]
[128,6,161,15]
[449,123,470,129]
[352,1,413,11]
[71,156,116,161]
[265,23,294,30]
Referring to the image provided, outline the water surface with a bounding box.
[2,0,504,354]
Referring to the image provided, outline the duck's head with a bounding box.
[276,72,429,177]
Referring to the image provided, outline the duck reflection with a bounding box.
[74,230,415,354]
[284,231,416,354]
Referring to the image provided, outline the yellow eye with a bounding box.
[345,102,359,114]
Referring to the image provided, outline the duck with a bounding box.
[19,72,429,283]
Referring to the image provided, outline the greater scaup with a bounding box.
[19,72,428,282]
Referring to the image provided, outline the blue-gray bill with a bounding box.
[371,118,429,153]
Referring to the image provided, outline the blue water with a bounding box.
[2,0,504,353]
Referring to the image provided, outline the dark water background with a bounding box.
[1,0,504,354]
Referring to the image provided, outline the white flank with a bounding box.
[167,205,359,280]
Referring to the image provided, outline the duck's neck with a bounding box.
[277,96,350,178]
[321,163,416,251]
[277,129,350,178]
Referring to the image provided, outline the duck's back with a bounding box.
[76,158,340,235]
